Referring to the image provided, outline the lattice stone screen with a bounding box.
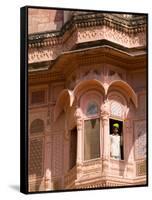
[31,90,46,105]
[30,119,44,134]
[136,160,146,176]
[29,138,44,176]
[134,120,146,159]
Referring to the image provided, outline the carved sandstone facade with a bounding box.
[28,9,147,192]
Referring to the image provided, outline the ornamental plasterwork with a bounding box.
[29,31,77,64]
[28,26,146,64]
[108,72,122,83]
[28,13,146,64]
[67,66,104,90]
[66,65,126,91]
[108,92,129,119]
[28,45,62,63]
[77,26,146,48]
[134,120,146,160]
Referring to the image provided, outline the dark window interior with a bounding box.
[109,118,124,160]
[69,127,77,169]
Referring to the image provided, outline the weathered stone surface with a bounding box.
[28,9,147,192]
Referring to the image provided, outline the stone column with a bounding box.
[74,107,83,166]
[100,101,110,175]
[101,114,110,160]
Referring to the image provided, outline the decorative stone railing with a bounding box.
[78,158,102,180]
[64,158,146,189]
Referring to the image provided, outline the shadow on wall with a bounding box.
[54,10,64,30]
[9,185,20,192]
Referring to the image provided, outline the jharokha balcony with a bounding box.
[28,8,147,192]
[64,158,146,189]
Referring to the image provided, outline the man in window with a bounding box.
[110,123,122,160]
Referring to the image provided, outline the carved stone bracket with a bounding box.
[100,100,110,120]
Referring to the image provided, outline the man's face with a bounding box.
[113,127,119,134]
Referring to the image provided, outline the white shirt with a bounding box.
[110,134,121,159]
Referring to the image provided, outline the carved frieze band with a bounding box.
[28,13,146,64]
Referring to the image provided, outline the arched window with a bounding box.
[108,93,127,160]
[80,91,102,161]
[84,118,100,160]
[30,119,44,134]
[86,102,99,116]
[110,101,123,118]
[84,101,100,160]
[108,93,126,119]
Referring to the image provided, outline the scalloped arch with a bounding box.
[107,80,138,108]
[54,89,74,121]
[73,79,106,104]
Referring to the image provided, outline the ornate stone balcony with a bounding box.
[28,12,147,65]
[64,158,146,189]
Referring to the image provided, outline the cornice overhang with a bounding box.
[28,43,147,86]
[48,44,147,73]
[28,40,147,72]
[29,13,146,43]
[28,13,147,64]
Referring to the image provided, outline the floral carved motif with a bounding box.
[29,25,146,63]
[134,120,146,160]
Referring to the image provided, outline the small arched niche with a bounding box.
[30,119,45,134]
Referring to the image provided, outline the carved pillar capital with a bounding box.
[74,107,82,119]
[100,100,110,119]
[101,113,109,125]
[74,107,83,130]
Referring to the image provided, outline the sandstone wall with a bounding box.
[28,8,64,34]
